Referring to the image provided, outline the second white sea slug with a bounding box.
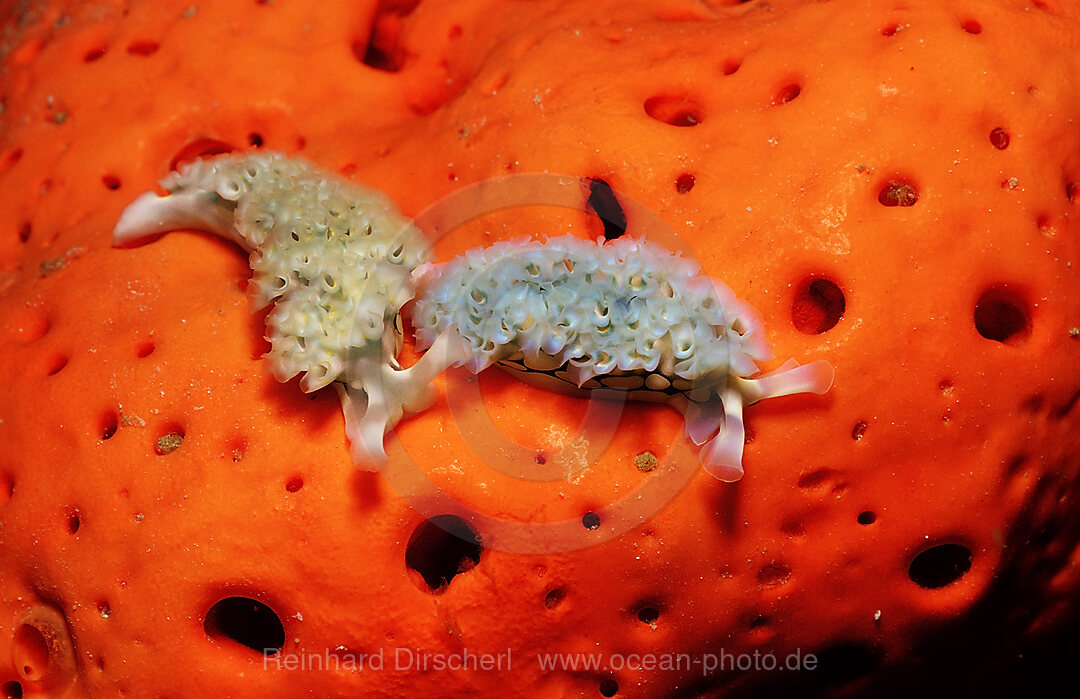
[113,152,461,466]
[412,235,834,481]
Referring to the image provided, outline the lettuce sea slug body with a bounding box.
[113,152,464,464]
[114,152,832,480]
[412,235,834,481]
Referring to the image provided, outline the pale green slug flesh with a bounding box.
[411,236,834,482]
[113,152,438,466]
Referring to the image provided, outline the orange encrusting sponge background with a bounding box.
[1,0,1079,697]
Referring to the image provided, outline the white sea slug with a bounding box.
[113,152,462,466]
[412,235,834,481]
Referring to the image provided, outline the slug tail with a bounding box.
[338,328,471,468]
[736,359,834,404]
[700,387,746,482]
[684,394,725,446]
[113,188,242,248]
[337,383,388,469]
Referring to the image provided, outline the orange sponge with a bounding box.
[1,1,1078,697]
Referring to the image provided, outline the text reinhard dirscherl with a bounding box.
[263,648,819,676]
